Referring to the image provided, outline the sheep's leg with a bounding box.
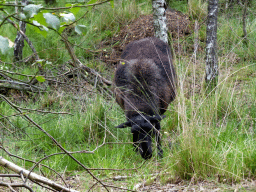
[155,122,163,158]
[156,131,163,158]
[133,132,139,152]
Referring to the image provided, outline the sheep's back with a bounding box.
[120,37,175,89]
[114,37,176,117]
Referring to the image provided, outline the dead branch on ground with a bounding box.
[0,79,43,92]
[0,94,110,191]
[0,156,78,192]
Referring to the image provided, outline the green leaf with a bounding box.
[75,25,86,35]
[0,36,11,54]
[32,20,48,38]
[23,4,43,19]
[65,3,81,15]
[58,26,66,34]
[43,13,60,30]
[0,14,4,22]
[60,13,75,22]
[33,12,47,26]
[65,3,72,7]
[87,0,97,10]
[38,29,48,38]
[70,7,81,15]
[110,0,114,8]
[0,0,6,10]
[87,0,98,5]
[36,75,45,83]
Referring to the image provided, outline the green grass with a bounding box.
[1,0,256,190]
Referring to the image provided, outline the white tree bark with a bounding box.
[0,156,79,192]
[14,0,29,62]
[205,0,219,87]
[152,0,168,44]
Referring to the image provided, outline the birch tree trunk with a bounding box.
[152,0,168,44]
[13,0,28,62]
[205,0,219,90]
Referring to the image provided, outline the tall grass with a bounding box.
[159,44,256,181]
[187,0,207,20]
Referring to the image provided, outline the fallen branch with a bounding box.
[0,181,34,192]
[0,156,79,192]
[1,146,69,189]
[0,94,110,192]
[0,79,44,92]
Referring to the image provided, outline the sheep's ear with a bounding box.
[115,121,132,128]
[149,115,166,122]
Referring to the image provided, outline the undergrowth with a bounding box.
[1,0,256,190]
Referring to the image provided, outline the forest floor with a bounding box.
[137,180,256,191]
[99,8,194,66]
[1,175,256,192]
[1,6,256,192]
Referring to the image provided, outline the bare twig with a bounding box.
[0,13,17,28]
[0,94,110,192]
[0,174,20,177]
[0,182,34,192]
[61,33,112,86]
[0,0,111,10]
[0,147,69,188]
[0,79,43,92]
[0,100,72,115]
[7,19,40,62]
[0,157,78,192]
[6,17,43,85]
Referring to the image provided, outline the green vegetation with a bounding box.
[1,0,256,190]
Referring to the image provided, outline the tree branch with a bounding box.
[0,157,78,192]
[0,80,43,92]
[0,0,111,10]
[7,19,40,63]
[0,94,110,192]
[0,146,69,188]
[61,33,112,86]
[0,182,34,192]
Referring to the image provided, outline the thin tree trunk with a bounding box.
[13,0,28,62]
[152,0,168,44]
[205,0,219,90]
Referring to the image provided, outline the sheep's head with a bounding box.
[116,115,165,159]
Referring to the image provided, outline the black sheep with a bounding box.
[114,37,176,159]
